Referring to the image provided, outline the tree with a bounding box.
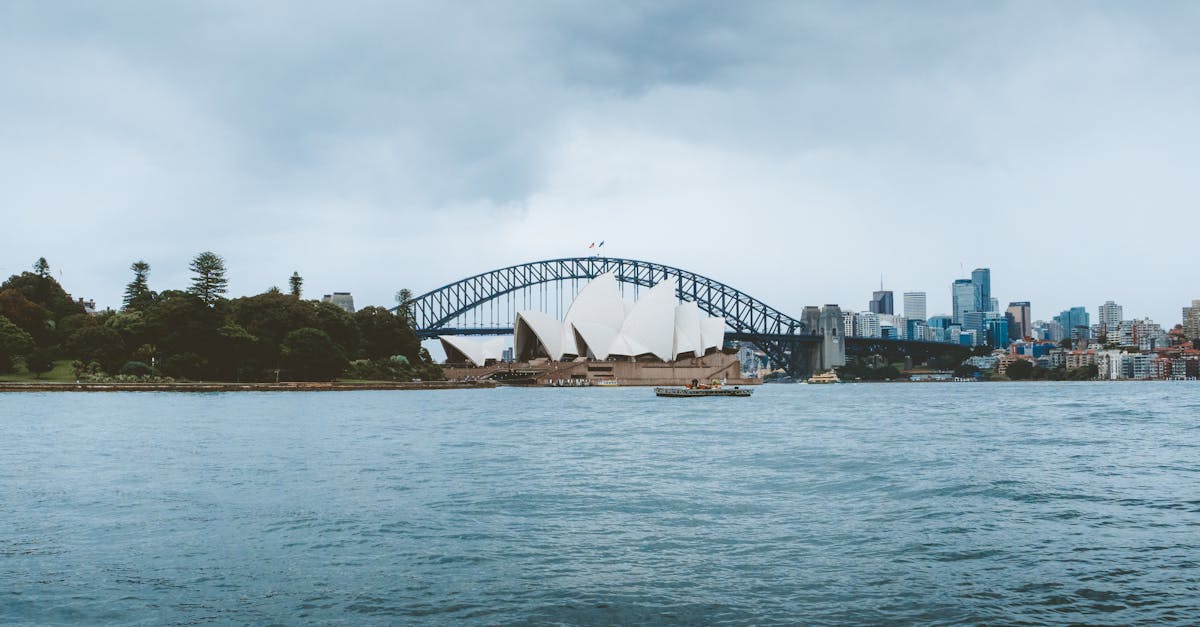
[394,288,413,323]
[25,348,55,378]
[313,301,361,356]
[33,257,49,279]
[356,306,419,361]
[123,260,154,310]
[187,251,228,305]
[1006,359,1035,380]
[0,271,85,320]
[281,328,347,381]
[66,326,127,373]
[0,315,35,374]
[142,290,222,370]
[0,289,52,346]
[289,272,303,299]
[160,352,206,380]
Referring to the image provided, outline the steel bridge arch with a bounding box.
[398,256,816,340]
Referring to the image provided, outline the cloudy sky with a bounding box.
[3,1,1198,327]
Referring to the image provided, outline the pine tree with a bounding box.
[123,260,152,310]
[33,257,50,278]
[395,288,413,323]
[187,251,228,305]
[289,272,303,299]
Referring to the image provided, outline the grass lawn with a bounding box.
[0,360,78,383]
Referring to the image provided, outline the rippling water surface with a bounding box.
[3,383,1199,624]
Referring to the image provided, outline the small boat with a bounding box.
[655,378,753,398]
[595,379,620,387]
[805,371,841,384]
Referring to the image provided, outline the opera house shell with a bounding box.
[440,273,727,367]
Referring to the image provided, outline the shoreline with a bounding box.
[0,381,498,393]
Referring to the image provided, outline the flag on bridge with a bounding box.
[598,241,605,248]
[588,242,595,249]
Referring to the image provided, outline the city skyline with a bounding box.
[2,3,1197,325]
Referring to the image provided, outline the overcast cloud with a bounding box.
[3,1,1198,327]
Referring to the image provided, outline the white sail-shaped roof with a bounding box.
[701,316,726,352]
[439,336,504,366]
[498,273,727,366]
[612,280,677,361]
[562,273,626,355]
[672,301,703,359]
[515,310,566,360]
[571,321,620,360]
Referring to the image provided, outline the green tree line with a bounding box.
[0,254,440,382]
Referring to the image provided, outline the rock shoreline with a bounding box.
[0,381,497,393]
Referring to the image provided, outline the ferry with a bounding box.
[655,378,753,398]
[805,371,841,384]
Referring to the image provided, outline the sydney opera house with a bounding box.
[438,273,754,386]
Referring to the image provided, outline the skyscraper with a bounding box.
[1055,307,1090,341]
[971,268,991,313]
[869,290,894,315]
[1098,301,1123,333]
[1006,301,1031,340]
[903,292,927,322]
[985,317,1010,348]
[1184,299,1200,339]
[952,279,974,324]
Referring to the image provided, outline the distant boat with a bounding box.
[655,378,752,397]
[805,371,841,384]
[595,379,619,387]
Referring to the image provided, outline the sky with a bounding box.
[3,1,1199,328]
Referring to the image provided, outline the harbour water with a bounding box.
[3,383,1199,624]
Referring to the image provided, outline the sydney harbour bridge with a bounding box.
[394,256,965,377]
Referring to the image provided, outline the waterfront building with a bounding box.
[870,290,894,315]
[1047,348,1068,368]
[1095,350,1124,380]
[952,279,975,324]
[966,354,998,370]
[1098,301,1123,334]
[736,343,767,377]
[1066,350,1097,370]
[1006,302,1031,340]
[903,292,927,322]
[1130,353,1155,380]
[321,292,355,313]
[1184,299,1200,338]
